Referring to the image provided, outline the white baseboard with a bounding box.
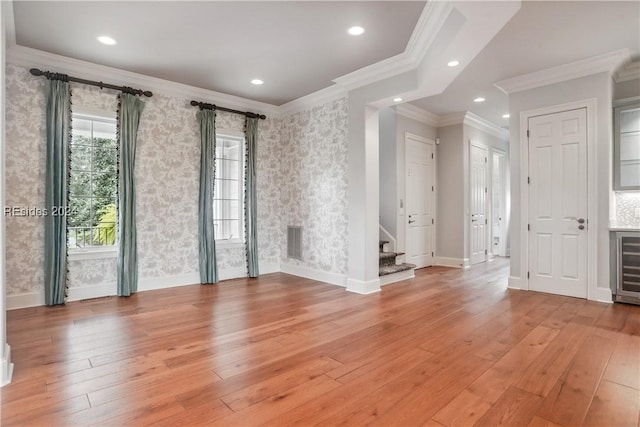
[7,292,45,310]
[508,276,525,290]
[594,286,613,304]
[380,268,415,287]
[258,262,281,276]
[138,272,201,292]
[7,262,282,310]
[1,344,13,387]
[280,262,347,288]
[346,277,381,294]
[434,257,470,269]
[67,284,116,302]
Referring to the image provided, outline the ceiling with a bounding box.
[12,1,425,106]
[10,1,640,121]
[411,1,640,127]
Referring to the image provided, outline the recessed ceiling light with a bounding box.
[347,26,365,36]
[97,36,117,46]
[473,97,486,103]
[502,114,510,119]
[393,97,403,102]
[251,79,264,85]
[447,60,460,67]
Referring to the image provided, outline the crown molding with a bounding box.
[395,103,439,127]
[279,84,347,116]
[494,49,632,95]
[463,111,509,140]
[438,112,466,127]
[7,45,282,118]
[615,61,640,83]
[332,1,453,91]
[431,111,508,140]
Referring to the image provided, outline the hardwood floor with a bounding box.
[2,258,639,426]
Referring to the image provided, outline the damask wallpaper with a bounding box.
[279,99,349,275]
[4,63,283,298]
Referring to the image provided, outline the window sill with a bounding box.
[69,247,117,261]
[216,240,245,250]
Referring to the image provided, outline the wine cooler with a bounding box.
[613,232,640,305]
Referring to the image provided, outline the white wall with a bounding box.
[4,63,282,307]
[509,72,613,299]
[379,108,397,238]
[1,0,14,386]
[435,124,465,261]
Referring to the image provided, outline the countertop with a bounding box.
[609,225,640,232]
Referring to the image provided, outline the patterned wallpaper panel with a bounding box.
[614,191,640,228]
[4,63,282,296]
[279,99,349,274]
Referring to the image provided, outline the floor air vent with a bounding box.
[287,226,303,260]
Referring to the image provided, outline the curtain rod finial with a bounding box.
[30,68,44,76]
[190,100,200,107]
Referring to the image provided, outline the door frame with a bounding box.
[469,140,489,265]
[519,98,600,300]
[404,132,437,267]
[491,148,507,257]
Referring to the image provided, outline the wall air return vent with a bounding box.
[287,226,303,260]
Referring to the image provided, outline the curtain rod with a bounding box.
[190,100,266,120]
[30,68,153,97]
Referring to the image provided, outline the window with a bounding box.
[68,114,118,251]
[215,132,244,243]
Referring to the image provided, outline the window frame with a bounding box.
[214,129,245,249]
[68,110,119,260]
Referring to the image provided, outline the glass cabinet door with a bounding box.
[615,103,640,191]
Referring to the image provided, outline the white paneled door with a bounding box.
[528,108,588,298]
[406,135,435,269]
[470,143,488,265]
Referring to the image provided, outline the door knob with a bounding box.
[409,220,415,224]
[577,218,585,224]
[578,225,585,230]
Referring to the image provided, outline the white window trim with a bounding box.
[216,240,245,250]
[215,129,245,244]
[68,246,117,261]
[69,112,118,256]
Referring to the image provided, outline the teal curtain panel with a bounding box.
[198,109,218,284]
[117,93,145,296]
[44,77,71,306]
[245,117,259,278]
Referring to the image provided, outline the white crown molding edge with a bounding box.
[437,112,467,127]
[614,61,640,83]
[279,84,347,116]
[395,103,439,127]
[332,1,453,91]
[494,49,632,95]
[7,45,282,118]
[463,111,509,140]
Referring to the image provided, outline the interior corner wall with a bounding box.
[4,63,282,306]
[435,124,464,261]
[509,72,613,292]
[279,98,349,278]
[379,108,397,239]
[395,114,437,254]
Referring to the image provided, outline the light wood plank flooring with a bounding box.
[2,258,639,426]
